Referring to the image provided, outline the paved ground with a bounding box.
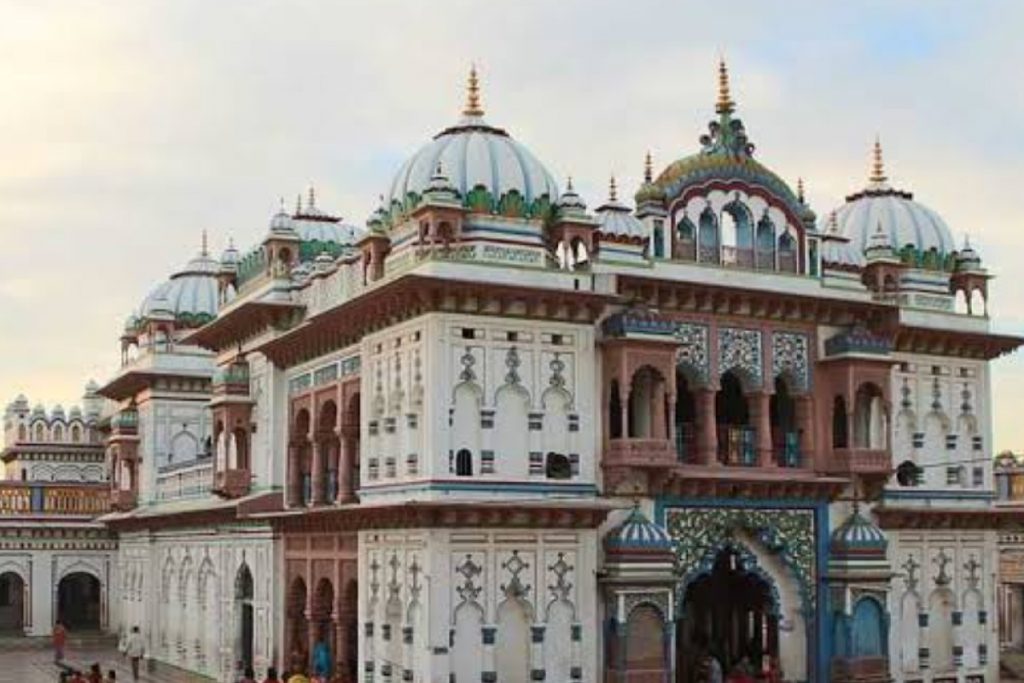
[0,642,213,683]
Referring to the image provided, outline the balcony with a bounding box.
[774,431,802,468]
[604,439,676,468]
[213,468,251,498]
[717,426,757,466]
[0,483,109,517]
[826,448,891,476]
[109,489,137,511]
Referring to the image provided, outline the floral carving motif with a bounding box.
[718,327,763,389]
[455,554,483,605]
[674,322,710,383]
[547,552,574,604]
[504,347,522,386]
[458,347,477,383]
[665,506,816,610]
[549,354,566,390]
[772,332,809,391]
[501,550,531,601]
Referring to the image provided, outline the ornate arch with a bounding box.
[675,538,782,618]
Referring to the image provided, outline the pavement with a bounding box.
[0,641,215,683]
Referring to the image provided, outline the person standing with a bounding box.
[125,625,146,682]
[53,620,68,664]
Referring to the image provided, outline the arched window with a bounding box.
[628,366,666,439]
[675,216,696,261]
[755,215,775,270]
[698,207,720,264]
[71,425,81,443]
[545,452,571,480]
[674,370,697,462]
[455,449,473,477]
[851,598,886,657]
[609,380,623,439]
[716,371,752,465]
[854,383,886,449]
[770,377,798,466]
[721,201,753,267]
[778,232,797,272]
[832,396,848,449]
[53,425,64,442]
[571,238,589,268]
[34,424,44,442]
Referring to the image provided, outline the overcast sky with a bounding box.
[1,1,1022,450]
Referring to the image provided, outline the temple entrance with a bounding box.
[57,572,101,631]
[235,564,255,670]
[677,549,779,681]
[0,572,25,633]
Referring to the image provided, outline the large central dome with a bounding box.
[385,68,559,218]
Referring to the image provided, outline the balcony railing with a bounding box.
[674,423,696,463]
[774,431,802,468]
[718,426,757,466]
[826,448,891,476]
[0,483,109,516]
[604,438,676,468]
[673,240,798,274]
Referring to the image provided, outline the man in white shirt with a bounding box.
[124,626,145,682]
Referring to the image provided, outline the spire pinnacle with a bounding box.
[463,64,484,117]
[201,229,208,257]
[797,177,806,204]
[609,174,618,202]
[308,185,316,210]
[644,151,653,184]
[566,175,574,192]
[295,193,303,215]
[870,136,887,184]
[716,57,735,115]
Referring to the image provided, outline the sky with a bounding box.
[0,0,1022,450]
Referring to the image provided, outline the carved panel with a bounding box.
[718,327,763,389]
[772,331,810,392]
[674,322,710,384]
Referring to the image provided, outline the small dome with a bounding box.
[556,178,589,219]
[138,244,219,327]
[269,207,296,235]
[84,380,99,394]
[123,314,139,334]
[385,67,559,220]
[313,250,335,275]
[635,152,667,205]
[604,504,674,558]
[31,403,46,418]
[69,406,82,419]
[51,405,65,421]
[220,240,240,271]
[291,261,313,283]
[830,508,887,558]
[830,141,955,261]
[595,177,645,239]
[956,236,983,271]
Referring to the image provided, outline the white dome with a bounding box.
[385,70,558,214]
[294,217,363,245]
[139,250,219,325]
[830,142,955,261]
[594,178,644,239]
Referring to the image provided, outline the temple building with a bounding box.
[1,62,1021,683]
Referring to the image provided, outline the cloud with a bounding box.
[0,0,1021,449]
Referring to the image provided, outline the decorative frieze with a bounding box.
[718,327,763,389]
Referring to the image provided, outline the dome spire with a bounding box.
[308,185,317,210]
[609,174,618,202]
[870,136,887,184]
[200,229,208,257]
[644,151,653,184]
[295,192,303,215]
[716,57,736,115]
[797,177,806,204]
[463,64,484,117]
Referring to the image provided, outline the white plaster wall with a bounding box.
[887,529,999,683]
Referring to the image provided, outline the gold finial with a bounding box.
[463,64,484,117]
[797,177,805,204]
[716,57,735,115]
[566,175,574,192]
[644,151,653,184]
[201,229,208,256]
[609,174,618,202]
[870,136,887,183]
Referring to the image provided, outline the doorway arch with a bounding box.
[0,572,25,633]
[235,563,255,671]
[58,572,101,630]
[678,547,780,680]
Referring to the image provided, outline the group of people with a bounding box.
[52,622,146,683]
[234,639,352,683]
[691,631,782,683]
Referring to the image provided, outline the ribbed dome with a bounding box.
[595,177,645,239]
[139,247,219,327]
[385,68,559,220]
[830,508,887,558]
[605,504,674,558]
[830,141,955,261]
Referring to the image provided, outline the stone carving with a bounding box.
[665,506,815,610]
[408,556,422,604]
[369,556,381,602]
[501,550,531,601]
[718,327,763,389]
[549,354,566,391]
[933,549,952,586]
[674,322,710,383]
[772,332,809,391]
[964,555,981,590]
[458,347,476,384]
[455,554,483,605]
[504,347,522,386]
[623,591,670,622]
[547,552,574,604]
[931,378,942,412]
[960,383,972,415]
[901,378,913,410]
[902,555,920,592]
[387,552,401,602]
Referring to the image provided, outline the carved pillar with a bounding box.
[667,394,677,452]
[750,391,774,467]
[340,426,358,503]
[311,440,325,506]
[651,382,666,439]
[286,443,301,507]
[696,388,718,465]
[795,394,813,468]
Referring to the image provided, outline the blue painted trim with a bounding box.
[462,224,544,239]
